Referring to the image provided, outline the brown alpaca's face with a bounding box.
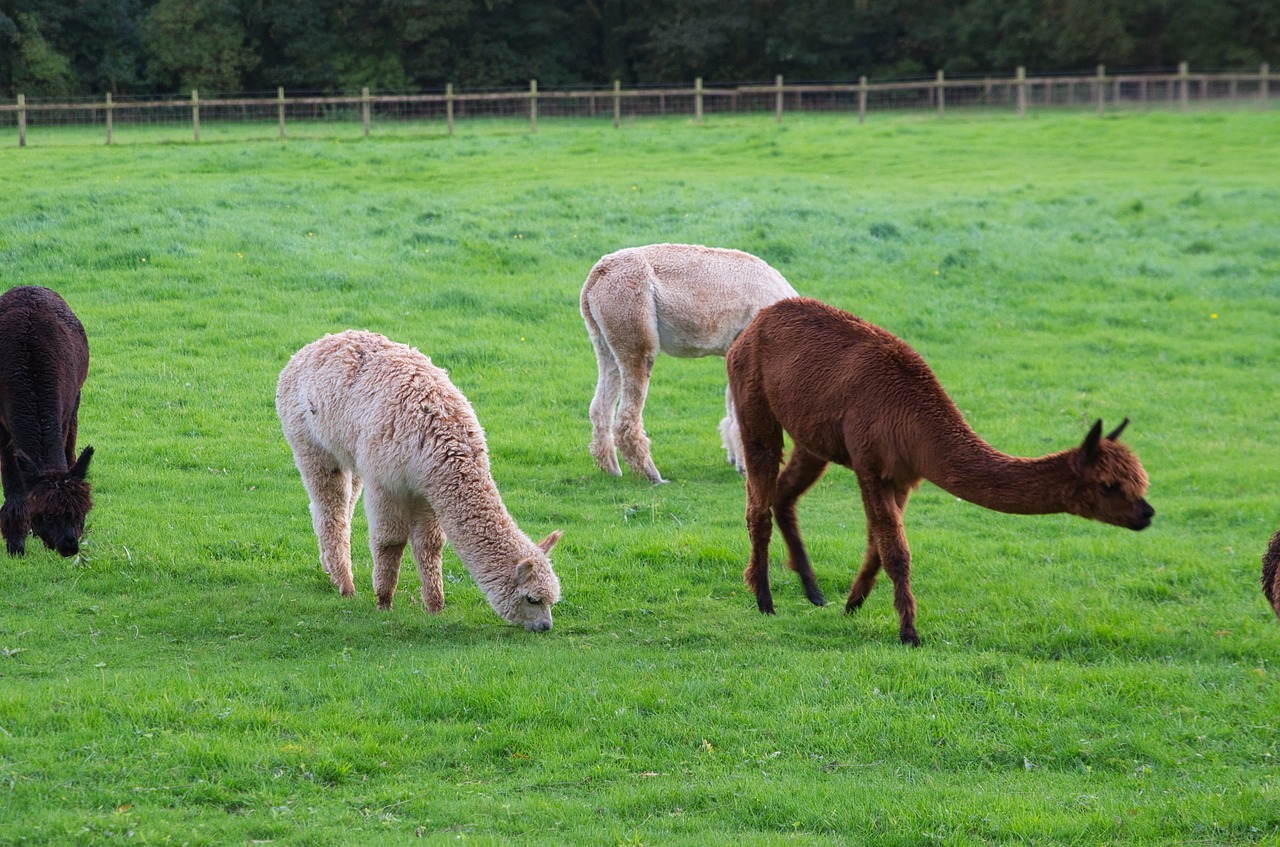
[1072,423,1154,531]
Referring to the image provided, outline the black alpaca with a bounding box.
[0,286,94,557]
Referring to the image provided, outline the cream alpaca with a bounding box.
[581,243,798,483]
[276,330,563,631]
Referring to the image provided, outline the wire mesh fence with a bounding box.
[0,63,1272,146]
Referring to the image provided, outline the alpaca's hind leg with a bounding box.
[853,480,917,646]
[588,333,624,476]
[294,445,358,597]
[614,346,664,484]
[738,415,784,614]
[720,387,746,475]
[0,431,29,557]
[410,507,447,614]
[773,446,829,606]
[363,483,411,611]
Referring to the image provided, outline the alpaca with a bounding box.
[726,297,1154,646]
[276,330,563,631]
[1263,530,1280,621]
[581,243,798,484]
[0,286,94,558]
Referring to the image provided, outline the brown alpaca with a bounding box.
[726,298,1154,646]
[1263,530,1280,621]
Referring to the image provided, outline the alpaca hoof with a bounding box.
[804,586,826,607]
[900,631,920,647]
[756,595,775,615]
[845,596,865,613]
[377,598,393,611]
[5,538,24,557]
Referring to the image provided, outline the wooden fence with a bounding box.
[0,62,1272,147]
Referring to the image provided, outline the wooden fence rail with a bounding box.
[0,62,1272,147]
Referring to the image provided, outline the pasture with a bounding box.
[1,110,1278,845]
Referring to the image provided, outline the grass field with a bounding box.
[1,109,1278,845]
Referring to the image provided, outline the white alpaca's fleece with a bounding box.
[580,243,798,484]
[276,330,562,631]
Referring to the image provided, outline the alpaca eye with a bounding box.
[1101,482,1121,495]
[525,596,543,606]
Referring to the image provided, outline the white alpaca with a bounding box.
[580,243,798,484]
[276,330,563,631]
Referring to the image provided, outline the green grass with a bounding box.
[1,109,1278,845]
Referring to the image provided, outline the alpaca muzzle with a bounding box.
[1130,500,1155,531]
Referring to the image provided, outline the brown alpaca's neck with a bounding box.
[926,431,1078,517]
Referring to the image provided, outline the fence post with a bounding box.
[361,87,371,137]
[1262,63,1271,104]
[1096,64,1106,115]
[1016,66,1027,117]
[105,92,113,145]
[277,87,285,139]
[529,79,538,133]
[613,79,621,128]
[775,74,784,123]
[1178,61,1189,110]
[858,75,868,123]
[17,94,25,147]
[446,83,455,135]
[694,77,703,124]
[936,69,945,118]
[192,89,200,142]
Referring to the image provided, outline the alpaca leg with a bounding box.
[856,479,918,646]
[588,333,624,476]
[363,483,411,611]
[410,507,447,614]
[846,488,909,612]
[720,387,746,474]
[738,412,784,614]
[773,446,829,606]
[614,347,664,484]
[293,445,357,597]
[0,428,29,556]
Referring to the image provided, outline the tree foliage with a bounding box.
[0,0,1275,96]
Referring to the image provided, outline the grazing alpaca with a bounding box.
[727,298,1154,646]
[0,286,94,558]
[581,243,798,483]
[276,330,563,631]
[1263,530,1280,621]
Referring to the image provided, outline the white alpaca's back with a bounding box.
[581,243,798,483]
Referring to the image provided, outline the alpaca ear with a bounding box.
[70,445,94,480]
[1105,418,1130,442]
[1080,419,1104,466]
[536,530,563,554]
[515,559,534,585]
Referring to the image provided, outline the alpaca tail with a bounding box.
[1264,530,1280,621]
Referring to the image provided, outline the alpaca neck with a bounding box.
[927,432,1077,517]
[432,470,533,591]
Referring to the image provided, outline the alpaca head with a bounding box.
[1262,531,1280,620]
[495,530,563,632]
[24,446,94,557]
[1066,420,1153,531]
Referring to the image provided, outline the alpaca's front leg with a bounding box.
[410,510,446,614]
[856,479,918,646]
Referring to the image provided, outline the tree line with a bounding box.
[2,0,1276,98]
